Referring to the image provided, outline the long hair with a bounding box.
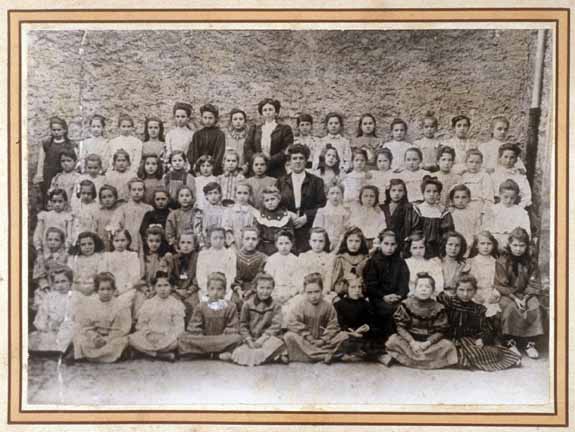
[336,226,369,256]
[317,144,341,175]
[143,116,165,142]
[137,153,164,179]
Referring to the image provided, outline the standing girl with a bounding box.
[33,189,73,252]
[312,183,350,251]
[439,231,470,293]
[254,186,294,256]
[403,231,444,295]
[381,179,420,249]
[245,153,277,209]
[443,115,476,173]
[330,226,370,298]
[370,148,394,198]
[165,185,196,247]
[140,226,174,286]
[341,148,370,207]
[352,113,382,168]
[318,112,352,173]
[71,179,99,243]
[222,182,256,248]
[383,118,412,170]
[225,108,248,172]
[165,102,195,158]
[263,230,300,310]
[413,111,442,171]
[312,144,341,193]
[67,231,105,296]
[347,185,387,250]
[460,149,494,223]
[49,150,81,209]
[141,116,166,160]
[137,153,164,205]
[434,146,461,206]
[104,149,133,202]
[396,147,427,203]
[106,113,142,174]
[478,116,525,173]
[94,185,121,251]
[468,231,501,317]
[218,149,245,205]
[297,228,334,290]
[448,184,481,251]
[196,227,237,301]
[78,114,107,172]
[193,155,217,210]
[163,151,196,207]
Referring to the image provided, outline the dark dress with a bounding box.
[381,201,420,249]
[244,123,294,178]
[334,297,373,356]
[234,249,268,299]
[171,252,199,323]
[187,126,226,175]
[253,208,295,256]
[414,202,454,258]
[139,208,171,240]
[40,137,77,203]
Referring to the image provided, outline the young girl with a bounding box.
[460,149,494,222]
[437,275,521,371]
[352,113,382,168]
[229,272,285,366]
[129,271,185,362]
[142,116,166,160]
[414,176,454,257]
[76,154,106,199]
[413,112,442,171]
[381,179,420,249]
[384,272,458,369]
[222,182,255,248]
[369,148,394,197]
[396,147,427,203]
[348,185,387,249]
[196,227,237,301]
[193,155,218,210]
[29,266,75,355]
[165,185,196,247]
[254,186,294,256]
[403,231,444,295]
[443,115,476,173]
[164,151,196,207]
[490,143,532,208]
[478,116,526,173]
[140,188,172,237]
[295,114,320,169]
[49,150,81,209]
[106,113,142,174]
[78,114,107,172]
[245,153,277,209]
[104,149,133,202]
[383,118,412,170]
[319,112,352,172]
[140,225,174,286]
[449,184,481,251]
[468,231,501,317]
[330,226,370,297]
[312,183,350,251]
[439,231,470,293]
[201,182,225,241]
[233,227,267,301]
[263,230,300,310]
[218,149,245,205]
[73,272,131,363]
[435,146,461,206]
[71,179,99,243]
[33,189,73,252]
[225,108,248,172]
[94,185,121,251]
[483,179,531,250]
[67,231,105,297]
[32,227,69,298]
[298,228,334,291]
[177,272,242,359]
[494,227,545,359]
[137,153,164,205]
[312,144,341,193]
[188,103,226,175]
[171,231,200,321]
[341,148,370,207]
[165,102,195,157]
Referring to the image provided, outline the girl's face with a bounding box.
[60,155,76,173]
[324,149,338,168]
[456,282,476,302]
[252,157,267,177]
[80,185,94,204]
[261,103,277,122]
[391,123,406,141]
[404,150,421,171]
[178,234,195,254]
[414,278,434,300]
[445,236,462,258]
[422,118,437,139]
[410,239,426,258]
[50,123,66,139]
[263,194,280,211]
[438,153,454,173]
[361,116,375,136]
[352,154,367,172]
[119,120,134,136]
[241,230,259,252]
[477,235,494,256]
[275,236,292,255]
[79,236,96,256]
[114,155,129,172]
[348,279,363,300]
[360,188,377,208]
[113,232,129,252]
[423,184,440,205]
[224,154,239,173]
[199,161,214,176]
[290,153,307,174]
[178,189,194,208]
[256,280,274,301]
[492,120,509,141]
[206,189,222,205]
[144,157,159,176]
[452,190,470,209]
[346,233,362,253]
[171,154,185,170]
[298,120,312,136]
[500,189,518,207]
[50,194,67,212]
[129,182,145,202]
[326,117,342,135]
[389,184,406,203]
[147,234,162,253]
[309,232,326,253]
[97,281,115,302]
[466,155,483,173]
[327,186,342,206]
[207,281,226,302]
[147,121,161,139]
[454,119,470,139]
[499,150,518,169]
[376,154,391,171]
[235,185,251,205]
[100,189,116,209]
[86,160,101,177]
[174,109,189,128]
[52,273,72,294]
[201,111,217,128]
[210,230,225,250]
[380,235,398,256]
[46,232,63,252]
[304,283,322,305]
[90,120,104,138]
[231,112,246,130]
[509,238,528,257]
[155,278,172,299]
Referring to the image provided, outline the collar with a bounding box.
[291,170,306,181]
[229,128,247,140]
[254,296,273,306]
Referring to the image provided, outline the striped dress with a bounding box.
[437,292,521,371]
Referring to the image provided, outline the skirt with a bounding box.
[231,336,285,366]
[283,331,349,363]
[499,296,545,338]
[455,337,521,371]
[178,333,242,355]
[385,333,458,369]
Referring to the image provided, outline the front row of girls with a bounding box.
[31,226,545,369]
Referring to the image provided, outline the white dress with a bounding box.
[490,166,532,208]
[98,250,141,306]
[29,291,75,352]
[105,135,143,174]
[396,168,427,202]
[382,140,412,170]
[482,203,531,248]
[165,127,195,156]
[468,254,501,317]
[347,204,387,241]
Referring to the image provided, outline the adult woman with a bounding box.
[244,98,294,179]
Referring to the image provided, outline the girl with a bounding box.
[449,184,481,251]
[218,149,245,205]
[165,102,195,158]
[140,225,174,286]
[254,186,294,256]
[222,182,256,248]
[33,189,73,252]
[163,150,196,207]
[75,154,106,200]
[318,112,352,172]
[225,108,248,171]
[245,153,277,209]
[490,143,532,208]
[193,155,217,210]
[352,113,382,168]
[201,182,225,242]
[140,188,172,237]
[494,227,545,359]
[396,147,427,203]
[78,114,107,173]
[381,179,420,250]
[142,116,166,160]
[414,176,454,258]
[413,112,442,171]
[196,227,237,301]
[384,272,458,369]
[403,231,444,295]
[94,185,121,251]
[468,231,501,317]
[263,230,300,310]
[137,153,164,205]
[171,231,200,322]
[295,114,320,170]
[298,228,334,291]
[312,183,350,251]
[71,179,99,243]
[32,227,69,299]
[460,149,494,222]
[33,116,77,201]
[443,115,476,172]
[383,118,412,170]
[106,113,142,174]
[104,149,133,202]
[437,275,521,371]
[348,185,387,249]
[165,185,196,247]
[73,272,131,363]
[49,150,81,209]
[188,103,226,175]
[177,272,242,359]
[435,146,461,206]
[67,231,105,296]
[478,116,526,173]
[233,227,268,301]
[29,266,75,355]
[439,231,470,293]
[330,226,370,297]
[341,148,370,207]
[129,271,185,362]
[370,148,394,197]
[312,144,341,193]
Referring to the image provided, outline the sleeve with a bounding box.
[330,256,344,294]
[478,305,495,343]
[128,253,142,290]
[398,260,411,299]
[312,207,325,229]
[440,211,455,237]
[34,145,46,182]
[33,299,49,331]
[494,258,516,297]
[223,304,240,335]
[286,302,312,339]
[268,126,293,173]
[187,135,198,172]
[264,304,283,338]
[393,305,415,343]
[135,302,151,331]
[186,305,205,334]
[243,126,257,170]
[481,174,495,207]
[320,305,341,341]
[33,212,46,250]
[224,252,237,300]
[239,303,253,341]
[173,301,186,336]
[110,306,133,338]
[195,252,208,294]
[525,261,542,296]
[333,302,347,329]
[436,291,453,308]
[214,132,226,175]
[139,211,152,240]
[519,175,532,208]
[427,307,449,344]
[186,174,197,204]
[363,258,382,302]
[303,177,326,224]
[165,212,178,246]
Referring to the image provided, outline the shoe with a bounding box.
[377,353,393,366]
[323,352,335,364]
[525,341,539,359]
[506,339,522,358]
[341,354,363,363]
[218,352,232,361]
[279,352,289,364]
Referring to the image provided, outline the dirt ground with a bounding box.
[26,354,550,407]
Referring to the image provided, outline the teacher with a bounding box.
[244,98,294,178]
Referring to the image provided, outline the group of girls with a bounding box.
[28,100,546,371]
